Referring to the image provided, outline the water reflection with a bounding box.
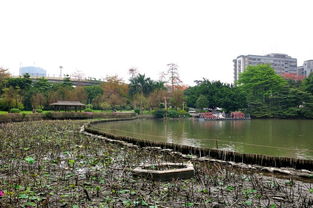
[94,119,313,160]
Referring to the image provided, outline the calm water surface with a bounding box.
[93,119,313,159]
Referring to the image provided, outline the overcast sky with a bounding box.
[0,0,312,85]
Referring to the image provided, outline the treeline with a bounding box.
[185,64,313,118]
[0,69,185,112]
[185,80,247,113]
[2,65,313,118]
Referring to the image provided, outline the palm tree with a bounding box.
[129,74,154,96]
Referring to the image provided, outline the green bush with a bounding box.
[45,111,53,119]
[21,112,27,119]
[167,109,179,118]
[177,110,190,117]
[113,105,123,111]
[153,109,167,118]
[134,109,140,114]
[17,103,24,111]
[124,105,132,111]
[84,108,93,112]
[153,109,190,118]
[9,108,21,113]
[36,109,43,113]
[86,104,93,109]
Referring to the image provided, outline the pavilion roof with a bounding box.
[50,101,86,106]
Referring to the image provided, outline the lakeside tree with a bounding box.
[196,94,208,109]
[167,63,181,93]
[94,76,129,110]
[237,64,286,102]
[185,79,246,112]
[302,73,313,94]
[129,73,166,111]
[237,64,313,118]
[161,63,182,93]
[238,65,287,117]
[147,89,168,109]
[132,93,148,111]
[129,74,155,97]
[170,89,185,109]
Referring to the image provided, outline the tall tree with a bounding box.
[31,78,54,108]
[1,87,24,110]
[61,75,73,88]
[129,74,155,97]
[6,74,32,91]
[129,74,166,110]
[5,74,33,109]
[33,78,53,93]
[0,67,10,78]
[302,73,313,94]
[95,76,128,110]
[128,68,138,79]
[237,64,293,118]
[196,95,208,109]
[161,63,182,93]
[237,64,286,102]
[147,89,168,109]
[0,68,10,95]
[185,79,246,112]
[85,85,103,104]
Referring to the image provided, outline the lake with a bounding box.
[93,119,313,160]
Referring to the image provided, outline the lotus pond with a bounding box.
[0,120,312,207]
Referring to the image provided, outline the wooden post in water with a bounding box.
[215,140,218,149]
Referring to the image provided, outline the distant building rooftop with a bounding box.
[266,53,291,58]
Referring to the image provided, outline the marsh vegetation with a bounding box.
[0,120,312,207]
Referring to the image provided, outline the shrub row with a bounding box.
[0,112,135,123]
[152,109,190,118]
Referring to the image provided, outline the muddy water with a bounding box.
[93,119,313,160]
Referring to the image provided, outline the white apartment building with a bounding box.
[298,60,313,77]
[233,53,297,83]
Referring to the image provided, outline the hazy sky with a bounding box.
[1,0,312,85]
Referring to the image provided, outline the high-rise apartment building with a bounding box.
[233,53,297,83]
[297,65,305,77]
[298,60,313,77]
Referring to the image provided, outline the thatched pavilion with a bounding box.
[50,101,85,112]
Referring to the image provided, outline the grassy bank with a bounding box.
[0,120,312,207]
